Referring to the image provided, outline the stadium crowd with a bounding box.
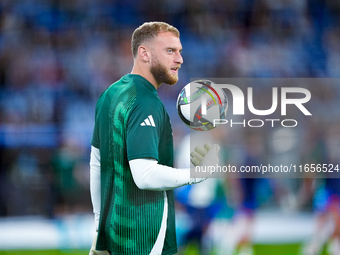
[0,0,340,254]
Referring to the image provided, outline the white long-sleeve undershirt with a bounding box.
[129,158,191,190]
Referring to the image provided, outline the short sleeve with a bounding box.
[127,100,164,161]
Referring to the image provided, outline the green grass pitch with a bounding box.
[0,244,331,255]
[0,250,89,255]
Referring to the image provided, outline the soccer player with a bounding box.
[89,22,220,255]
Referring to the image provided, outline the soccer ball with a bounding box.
[176,80,228,131]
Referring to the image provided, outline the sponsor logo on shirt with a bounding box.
[140,115,156,127]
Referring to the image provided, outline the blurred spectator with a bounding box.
[50,137,90,215]
[175,130,229,254]
[301,123,340,255]
[230,131,272,255]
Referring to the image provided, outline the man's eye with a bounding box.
[167,49,173,54]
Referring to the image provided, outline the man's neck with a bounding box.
[131,65,160,90]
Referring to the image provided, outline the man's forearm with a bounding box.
[90,146,101,230]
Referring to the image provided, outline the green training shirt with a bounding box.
[91,74,177,255]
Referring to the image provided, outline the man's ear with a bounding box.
[138,46,150,62]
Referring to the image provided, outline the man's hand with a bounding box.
[189,143,220,184]
[89,232,110,255]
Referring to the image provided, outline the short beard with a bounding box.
[150,57,178,86]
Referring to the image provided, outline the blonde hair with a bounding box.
[131,22,180,58]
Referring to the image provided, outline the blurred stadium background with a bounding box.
[0,0,340,254]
